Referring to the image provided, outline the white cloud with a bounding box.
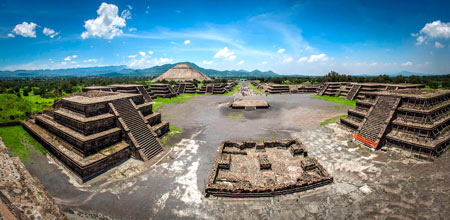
[72,55,77,59]
[238,60,245,65]
[127,5,133,10]
[148,50,154,55]
[7,33,15,38]
[202,60,214,65]
[277,48,285,54]
[184,39,191,44]
[414,20,450,45]
[435,41,445,48]
[84,59,98,63]
[121,9,132,20]
[139,51,146,56]
[214,47,236,61]
[401,61,413,66]
[43,27,59,38]
[12,22,37,38]
[61,62,67,65]
[128,56,173,69]
[63,55,77,61]
[307,53,328,63]
[128,55,137,58]
[261,61,268,65]
[81,3,126,39]
[282,56,293,63]
[298,57,308,63]
[129,27,136,32]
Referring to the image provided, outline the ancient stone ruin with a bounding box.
[84,84,155,102]
[205,140,333,198]
[254,82,319,94]
[152,63,212,82]
[341,89,450,160]
[147,83,178,98]
[173,82,198,94]
[317,82,425,100]
[198,82,237,94]
[230,100,270,110]
[23,90,170,182]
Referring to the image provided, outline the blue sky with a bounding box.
[0,0,449,75]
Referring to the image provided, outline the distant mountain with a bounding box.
[0,62,280,78]
[0,65,128,78]
[353,71,444,77]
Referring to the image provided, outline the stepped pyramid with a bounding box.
[152,63,212,82]
[24,90,170,182]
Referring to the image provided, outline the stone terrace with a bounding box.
[206,140,333,198]
[341,89,450,160]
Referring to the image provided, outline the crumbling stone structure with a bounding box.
[317,82,425,100]
[23,91,169,182]
[341,89,450,160]
[205,140,333,197]
[198,82,237,94]
[257,83,319,94]
[147,83,178,98]
[84,84,154,102]
[173,82,198,94]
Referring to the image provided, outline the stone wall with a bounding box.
[0,138,67,219]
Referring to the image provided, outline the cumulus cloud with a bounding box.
[277,48,285,54]
[139,51,146,56]
[401,61,413,66]
[307,53,328,63]
[435,41,445,48]
[128,55,137,58]
[214,47,236,61]
[184,39,191,44]
[64,55,78,61]
[148,50,154,55]
[128,56,173,68]
[298,57,308,63]
[282,56,293,63]
[84,59,98,63]
[7,33,15,38]
[414,20,450,45]
[43,27,59,38]
[202,60,213,65]
[12,22,37,38]
[81,3,126,39]
[238,60,245,65]
[298,54,329,63]
[121,9,132,20]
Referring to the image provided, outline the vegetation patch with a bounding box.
[320,115,348,126]
[161,125,184,148]
[248,83,265,94]
[311,95,356,107]
[0,125,46,163]
[228,112,244,119]
[152,94,199,111]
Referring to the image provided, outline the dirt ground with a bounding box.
[23,84,450,220]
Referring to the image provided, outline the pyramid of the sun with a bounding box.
[152,63,212,82]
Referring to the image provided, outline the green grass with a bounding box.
[161,125,184,148]
[228,112,244,119]
[152,94,201,111]
[320,115,348,126]
[311,95,356,107]
[0,126,46,163]
[248,83,265,94]
[0,93,56,123]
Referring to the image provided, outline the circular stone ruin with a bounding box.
[230,100,270,110]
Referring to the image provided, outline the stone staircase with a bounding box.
[346,85,361,100]
[318,83,329,96]
[111,99,163,161]
[206,85,213,94]
[355,96,401,148]
[177,83,186,94]
[137,86,153,102]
